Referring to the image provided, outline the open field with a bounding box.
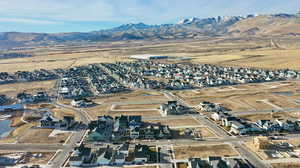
[1,37,300,73]
[18,128,70,144]
[85,90,168,119]
[113,104,160,110]
[0,80,57,96]
[272,163,300,168]
[238,112,300,122]
[146,117,201,128]
[52,107,79,120]
[194,127,218,138]
[0,122,38,144]
[174,144,238,159]
[174,81,300,112]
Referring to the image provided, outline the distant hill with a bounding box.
[1,13,300,49]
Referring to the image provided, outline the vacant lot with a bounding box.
[52,107,79,120]
[174,81,300,112]
[239,112,299,122]
[113,104,160,110]
[174,144,238,159]
[0,80,57,96]
[146,117,201,128]
[272,163,300,168]
[19,128,70,144]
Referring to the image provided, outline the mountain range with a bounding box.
[1,13,300,49]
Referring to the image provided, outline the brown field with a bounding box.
[52,107,79,120]
[0,80,57,96]
[146,117,201,127]
[272,163,300,168]
[174,144,238,159]
[19,128,70,144]
[110,110,161,117]
[113,104,160,110]
[194,127,218,138]
[26,152,55,164]
[0,122,38,144]
[238,111,300,122]
[174,81,300,111]
[2,37,300,73]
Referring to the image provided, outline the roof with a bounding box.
[189,158,209,168]
[119,143,129,151]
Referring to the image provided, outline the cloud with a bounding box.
[0,0,299,25]
[0,18,60,25]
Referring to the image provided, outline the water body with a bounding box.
[0,119,14,139]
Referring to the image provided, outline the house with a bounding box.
[97,147,113,165]
[71,98,94,108]
[208,157,228,168]
[114,152,126,165]
[40,113,60,128]
[40,114,76,129]
[69,144,92,167]
[188,158,209,168]
[230,121,245,135]
[160,101,188,116]
[0,95,9,105]
[61,116,75,129]
[17,92,34,104]
[134,144,151,163]
[34,91,50,102]
[118,143,129,156]
[226,158,251,168]
[199,101,225,112]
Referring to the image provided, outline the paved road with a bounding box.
[231,142,271,168]
[0,144,62,152]
[163,90,271,168]
[49,102,91,168]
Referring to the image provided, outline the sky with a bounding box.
[0,0,299,33]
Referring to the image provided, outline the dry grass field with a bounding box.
[1,37,300,73]
[174,144,238,159]
[174,81,300,112]
[238,112,300,122]
[272,163,300,168]
[146,117,201,127]
[52,107,79,120]
[0,80,57,96]
[113,104,160,110]
[19,128,69,144]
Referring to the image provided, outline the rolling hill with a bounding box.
[1,13,300,49]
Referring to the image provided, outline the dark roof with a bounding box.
[119,143,129,151]
[134,144,150,158]
[69,156,82,161]
[129,115,142,122]
[189,158,209,168]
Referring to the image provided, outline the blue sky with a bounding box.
[0,0,299,33]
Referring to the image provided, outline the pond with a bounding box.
[0,119,14,139]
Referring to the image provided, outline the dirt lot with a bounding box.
[0,80,57,97]
[174,144,238,159]
[52,107,79,120]
[19,128,70,144]
[174,81,300,111]
[238,112,300,122]
[113,104,160,110]
[194,127,218,138]
[272,163,300,168]
[146,117,201,128]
